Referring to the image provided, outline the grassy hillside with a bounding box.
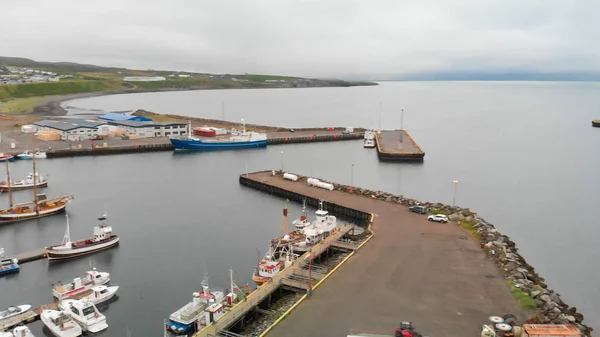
[0,80,121,100]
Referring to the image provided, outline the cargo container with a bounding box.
[194,127,217,137]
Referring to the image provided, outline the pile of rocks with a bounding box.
[277,171,594,336]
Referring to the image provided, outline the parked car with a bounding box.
[428,214,449,223]
[409,205,427,214]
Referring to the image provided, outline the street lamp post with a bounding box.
[280,151,284,172]
[452,180,459,208]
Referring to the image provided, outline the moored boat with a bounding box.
[52,268,110,300]
[46,213,119,261]
[363,130,375,148]
[40,309,82,337]
[291,201,338,253]
[170,119,267,151]
[0,172,48,192]
[81,285,119,306]
[0,305,31,321]
[0,156,73,224]
[252,243,297,286]
[0,154,14,162]
[17,150,47,160]
[165,273,225,335]
[59,299,108,333]
[11,325,35,337]
[292,199,310,230]
[0,247,20,276]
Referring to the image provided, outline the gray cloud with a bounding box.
[1,0,598,78]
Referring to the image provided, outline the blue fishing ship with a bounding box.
[170,119,268,151]
[0,247,19,276]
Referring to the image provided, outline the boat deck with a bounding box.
[239,171,523,337]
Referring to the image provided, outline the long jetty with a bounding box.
[31,130,363,158]
[193,224,358,337]
[236,170,525,337]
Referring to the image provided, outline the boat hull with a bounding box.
[252,274,271,287]
[0,156,14,162]
[0,264,19,276]
[47,236,120,261]
[170,138,268,151]
[41,310,82,337]
[0,203,67,224]
[166,319,196,335]
[0,181,48,192]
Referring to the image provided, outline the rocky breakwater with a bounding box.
[279,171,594,336]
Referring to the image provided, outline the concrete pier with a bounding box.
[15,248,46,263]
[239,170,522,337]
[375,130,425,161]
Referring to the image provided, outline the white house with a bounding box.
[107,120,188,138]
[33,120,106,141]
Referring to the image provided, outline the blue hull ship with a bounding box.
[170,137,268,151]
[1,248,19,277]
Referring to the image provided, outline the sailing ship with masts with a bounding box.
[0,151,73,224]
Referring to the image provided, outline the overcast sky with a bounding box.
[1,0,598,79]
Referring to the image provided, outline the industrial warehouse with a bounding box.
[23,114,188,141]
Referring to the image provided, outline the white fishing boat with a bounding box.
[292,200,310,230]
[59,299,108,333]
[17,150,47,160]
[252,243,297,286]
[40,309,82,337]
[165,273,225,335]
[80,285,119,305]
[0,305,31,321]
[0,172,47,192]
[46,213,119,261]
[52,268,110,300]
[292,201,338,253]
[11,325,35,337]
[363,130,375,148]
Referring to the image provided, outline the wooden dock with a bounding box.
[192,224,354,337]
[15,248,46,263]
[0,289,95,331]
[593,120,600,127]
[375,130,425,162]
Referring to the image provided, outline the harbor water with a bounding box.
[0,81,598,336]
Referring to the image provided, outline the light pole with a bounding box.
[400,108,404,142]
[280,151,284,172]
[351,164,354,186]
[452,180,459,208]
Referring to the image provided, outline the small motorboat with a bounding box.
[16,150,47,160]
[0,172,48,192]
[81,285,119,305]
[0,154,14,162]
[0,305,32,321]
[40,309,82,337]
[292,200,310,230]
[1,247,20,276]
[59,299,108,333]
[52,268,110,300]
[11,325,36,337]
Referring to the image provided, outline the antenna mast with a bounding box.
[32,145,39,215]
[283,199,289,235]
[62,212,72,245]
[5,159,13,208]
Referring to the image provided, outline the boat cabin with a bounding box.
[203,302,225,325]
[256,256,282,277]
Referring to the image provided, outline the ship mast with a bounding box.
[4,159,13,208]
[283,199,289,235]
[32,145,39,215]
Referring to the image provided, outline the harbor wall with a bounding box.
[268,132,363,144]
[46,143,173,158]
[240,170,593,337]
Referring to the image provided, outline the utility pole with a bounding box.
[452,180,459,208]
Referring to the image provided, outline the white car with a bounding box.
[428,214,449,223]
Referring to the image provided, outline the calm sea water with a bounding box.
[1,82,598,336]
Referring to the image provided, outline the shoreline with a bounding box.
[18,81,377,117]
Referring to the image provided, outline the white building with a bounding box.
[107,120,188,138]
[33,120,106,141]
